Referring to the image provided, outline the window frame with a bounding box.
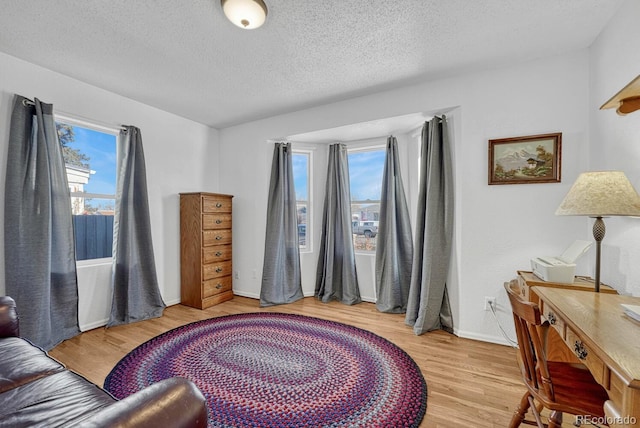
[292,148,313,253]
[56,114,119,266]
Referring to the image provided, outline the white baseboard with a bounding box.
[232,290,260,299]
[164,298,181,306]
[80,298,182,331]
[80,318,109,332]
[455,329,513,347]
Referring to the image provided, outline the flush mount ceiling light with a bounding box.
[221,0,268,30]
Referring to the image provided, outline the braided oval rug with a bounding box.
[104,312,427,427]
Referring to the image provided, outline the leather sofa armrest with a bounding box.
[74,377,208,428]
[0,296,19,338]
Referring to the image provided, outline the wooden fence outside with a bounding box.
[73,215,114,261]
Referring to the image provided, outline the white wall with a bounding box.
[219,52,591,344]
[4,0,637,343]
[588,0,640,297]
[0,52,219,329]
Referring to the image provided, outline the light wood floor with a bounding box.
[51,296,537,427]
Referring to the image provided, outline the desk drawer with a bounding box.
[539,301,581,362]
[565,328,605,384]
[540,302,567,337]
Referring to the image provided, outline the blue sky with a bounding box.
[66,125,117,196]
[292,149,385,202]
[348,150,385,201]
[67,135,386,204]
[292,153,308,201]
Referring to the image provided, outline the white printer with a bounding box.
[530,240,592,283]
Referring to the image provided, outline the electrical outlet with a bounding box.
[484,296,496,311]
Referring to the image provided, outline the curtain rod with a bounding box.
[21,97,128,133]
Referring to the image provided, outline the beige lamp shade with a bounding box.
[556,171,640,217]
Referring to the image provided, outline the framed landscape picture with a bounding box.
[488,133,562,185]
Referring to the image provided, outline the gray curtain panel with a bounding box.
[108,126,165,327]
[4,95,80,350]
[315,143,361,305]
[260,142,304,306]
[405,116,454,335]
[375,136,413,313]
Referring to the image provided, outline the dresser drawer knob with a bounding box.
[216,283,223,289]
[216,219,222,224]
[215,235,222,240]
[215,251,223,257]
[574,341,588,360]
[547,312,556,325]
[215,267,223,273]
[216,202,223,208]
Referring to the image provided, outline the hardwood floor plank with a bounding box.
[49,296,569,427]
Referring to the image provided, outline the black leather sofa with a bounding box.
[0,296,208,427]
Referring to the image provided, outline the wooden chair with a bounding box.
[504,282,609,427]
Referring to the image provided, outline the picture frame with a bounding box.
[488,133,562,185]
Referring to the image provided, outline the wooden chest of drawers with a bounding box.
[180,192,234,309]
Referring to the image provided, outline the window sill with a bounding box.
[76,257,112,268]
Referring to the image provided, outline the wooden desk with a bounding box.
[533,286,640,428]
[514,271,617,362]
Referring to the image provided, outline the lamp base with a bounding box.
[592,216,605,293]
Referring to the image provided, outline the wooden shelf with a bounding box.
[600,74,640,115]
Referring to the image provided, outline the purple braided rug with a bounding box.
[104,312,427,427]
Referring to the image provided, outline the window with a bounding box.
[292,151,311,250]
[348,147,385,252]
[56,119,117,261]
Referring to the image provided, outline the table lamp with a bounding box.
[556,171,640,292]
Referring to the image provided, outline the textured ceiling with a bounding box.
[0,0,624,129]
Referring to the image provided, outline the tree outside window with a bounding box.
[56,121,117,261]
